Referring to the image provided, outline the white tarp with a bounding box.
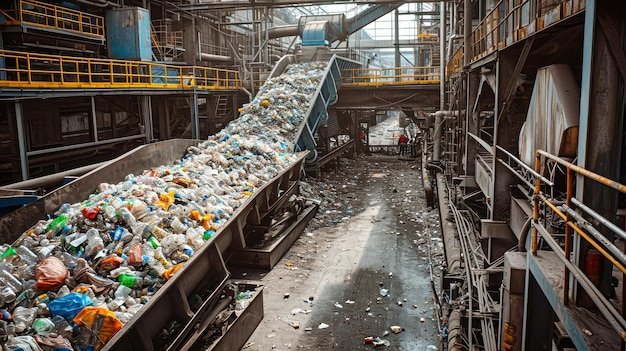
[518,64,580,166]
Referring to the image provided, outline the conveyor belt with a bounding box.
[267,54,360,161]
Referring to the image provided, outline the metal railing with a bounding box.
[0,0,105,38]
[470,0,585,62]
[0,50,241,90]
[151,19,183,61]
[531,150,626,343]
[342,66,440,86]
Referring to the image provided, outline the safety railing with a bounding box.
[0,50,241,90]
[470,0,585,62]
[447,46,464,78]
[342,66,440,86]
[0,0,104,38]
[471,4,500,61]
[151,19,184,61]
[531,150,626,343]
[251,70,271,92]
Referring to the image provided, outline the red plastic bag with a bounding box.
[35,256,69,291]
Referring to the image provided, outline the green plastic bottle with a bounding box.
[118,273,138,288]
[0,246,16,259]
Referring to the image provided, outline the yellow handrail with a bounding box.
[342,66,440,86]
[1,0,105,38]
[531,149,626,343]
[0,49,241,90]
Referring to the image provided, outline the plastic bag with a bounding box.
[5,335,43,351]
[47,292,92,321]
[34,333,73,350]
[35,256,69,291]
[72,306,123,351]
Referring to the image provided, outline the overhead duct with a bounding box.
[266,14,348,44]
[268,25,299,40]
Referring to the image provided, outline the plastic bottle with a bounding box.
[0,270,22,293]
[0,246,16,259]
[147,257,166,277]
[36,244,56,260]
[85,228,104,256]
[46,214,69,236]
[119,207,137,228]
[170,217,187,233]
[32,317,55,333]
[149,224,169,241]
[15,246,38,266]
[111,226,124,242]
[51,314,73,338]
[104,204,117,221]
[118,273,156,288]
[0,287,16,304]
[55,252,78,269]
[12,306,37,332]
[114,284,132,300]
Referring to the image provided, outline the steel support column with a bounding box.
[15,100,28,181]
[464,0,472,67]
[140,95,153,143]
[91,96,99,143]
[440,1,446,111]
[190,92,200,140]
[579,0,621,300]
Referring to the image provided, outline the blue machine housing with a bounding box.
[105,7,152,61]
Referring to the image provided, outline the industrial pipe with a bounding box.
[199,53,234,63]
[0,162,107,192]
[464,0,472,66]
[68,0,120,8]
[447,34,463,61]
[518,217,531,252]
[440,1,446,112]
[437,172,462,274]
[267,25,299,40]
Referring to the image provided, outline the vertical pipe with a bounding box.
[464,0,472,67]
[433,111,443,163]
[15,100,28,180]
[532,151,540,254]
[140,96,153,143]
[623,221,626,351]
[564,167,573,305]
[440,1,446,111]
[191,92,199,139]
[91,96,99,142]
[394,9,401,73]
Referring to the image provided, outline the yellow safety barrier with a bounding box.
[0,0,105,38]
[342,66,440,87]
[0,50,241,90]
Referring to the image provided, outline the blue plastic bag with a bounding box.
[47,292,92,321]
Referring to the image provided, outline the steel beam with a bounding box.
[14,100,28,181]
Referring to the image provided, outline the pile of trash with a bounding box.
[0,61,329,350]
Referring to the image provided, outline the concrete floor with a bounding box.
[231,155,443,350]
